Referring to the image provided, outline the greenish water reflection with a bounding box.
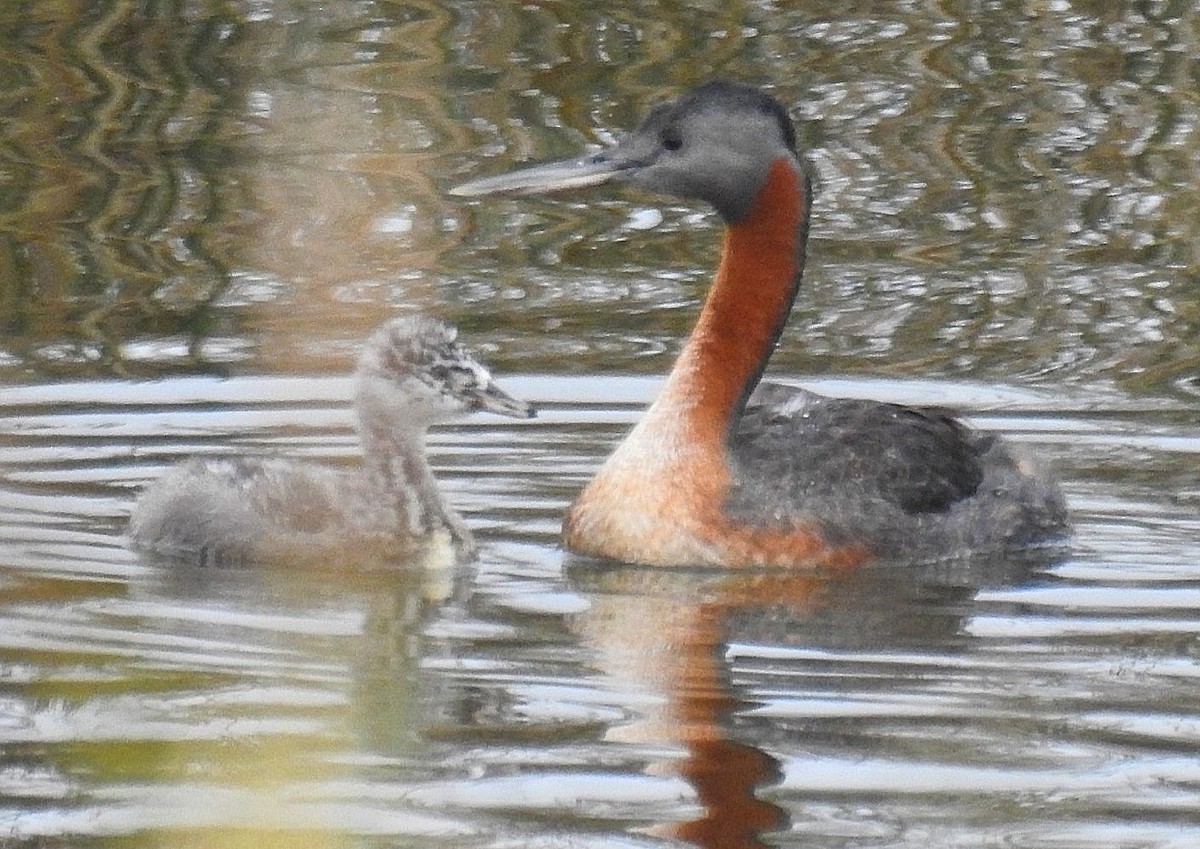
[0,0,244,375]
[1,0,1197,394]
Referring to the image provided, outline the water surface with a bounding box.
[2,1,1200,847]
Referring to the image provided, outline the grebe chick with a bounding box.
[128,316,535,567]
[452,80,1068,568]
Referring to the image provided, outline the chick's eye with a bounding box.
[661,129,683,152]
[446,365,477,390]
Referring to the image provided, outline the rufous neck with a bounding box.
[651,156,810,445]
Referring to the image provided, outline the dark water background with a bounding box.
[2,1,1200,847]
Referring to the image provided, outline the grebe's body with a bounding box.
[453,81,1067,568]
[128,317,534,567]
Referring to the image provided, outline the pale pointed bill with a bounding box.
[449,153,630,197]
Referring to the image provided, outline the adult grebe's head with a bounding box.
[450,80,799,223]
[354,316,534,431]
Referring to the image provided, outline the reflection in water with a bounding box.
[574,553,1046,848]
[0,0,244,374]
[4,368,1200,845]
[0,0,479,378]
[3,1,1198,390]
[0,535,447,845]
[574,567,822,848]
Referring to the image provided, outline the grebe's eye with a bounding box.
[444,364,478,391]
[661,129,683,152]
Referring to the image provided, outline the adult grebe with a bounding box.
[128,316,535,567]
[452,80,1067,568]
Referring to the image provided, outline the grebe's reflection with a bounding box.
[571,554,1048,847]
